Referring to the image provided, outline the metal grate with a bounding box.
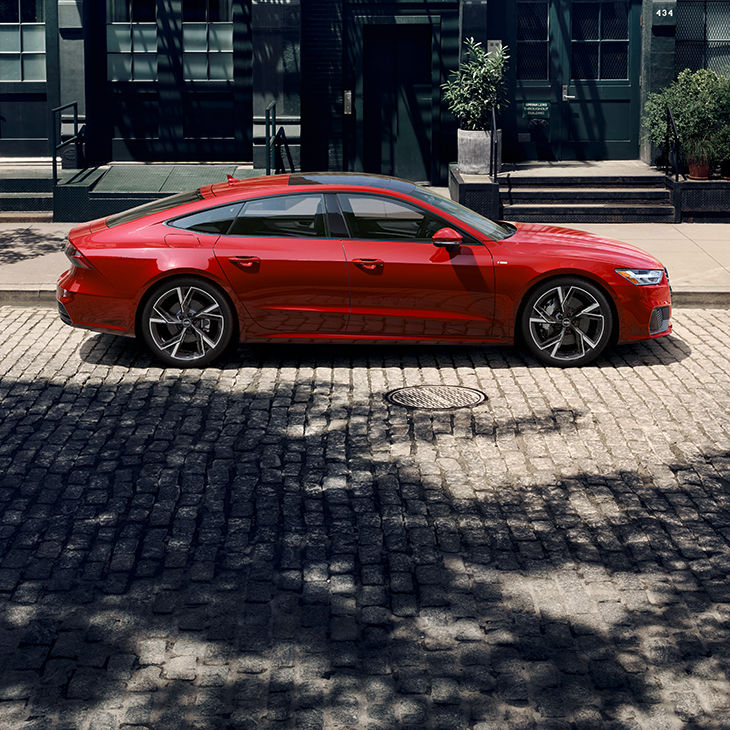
[649,305,671,334]
[385,385,487,410]
[676,0,730,75]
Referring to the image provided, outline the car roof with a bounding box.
[208,172,418,199]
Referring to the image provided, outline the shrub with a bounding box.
[442,38,509,131]
[643,68,730,160]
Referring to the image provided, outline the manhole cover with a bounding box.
[385,385,487,410]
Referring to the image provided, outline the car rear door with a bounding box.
[214,193,350,334]
[334,192,495,339]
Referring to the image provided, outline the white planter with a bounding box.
[457,128,502,175]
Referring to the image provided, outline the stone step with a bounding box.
[0,210,54,223]
[497,174,667,188]
[500,186,672,203]
[0,192,54,211]
[0,176,54,193]
[502,202,676,223]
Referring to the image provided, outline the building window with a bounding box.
[0,0,45,82]
[107,0,158,81]
[182,0,234,81]
[516,1,549,80]
[677,0,730,75]
[571,1,629,79]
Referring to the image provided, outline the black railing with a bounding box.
[664,105,685,182]
[489,106,500,179]
[265,100,294,175]
[50,101,82,186]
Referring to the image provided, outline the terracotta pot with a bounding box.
[688,161,711,180]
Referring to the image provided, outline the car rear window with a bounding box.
[106,190,204,228]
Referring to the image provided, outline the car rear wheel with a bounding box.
[520,277,613,367]
[140,277,234,367]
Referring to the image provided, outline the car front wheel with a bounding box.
[520,277,613,367]
[140,277,235,367]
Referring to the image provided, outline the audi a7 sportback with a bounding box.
[58,172,672,367]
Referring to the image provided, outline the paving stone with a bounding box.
[0,306,729,728]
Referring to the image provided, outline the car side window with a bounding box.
[228,194,327,237]
[336,193,446,241]
[168,202,243,234]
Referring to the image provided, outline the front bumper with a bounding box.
[615,279,672,343]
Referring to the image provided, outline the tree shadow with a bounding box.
[0,356,727,727]
[0,227,66,265]
[77,330,692,372]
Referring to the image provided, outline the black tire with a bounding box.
[520,277,614,367]
[140,277,235,367]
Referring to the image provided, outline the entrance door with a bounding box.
[511,0,641,160]
[347,18,437,183]
[362,23,432,181]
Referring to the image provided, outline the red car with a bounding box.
[58,172,672,367]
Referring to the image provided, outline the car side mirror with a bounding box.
[432,227,462,249]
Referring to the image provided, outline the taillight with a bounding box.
[65,242,94,270]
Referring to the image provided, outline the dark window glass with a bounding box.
[600,41,628,78]
[601,1,628,40]
[209,0,233,22]
[0,2,19,23]
[182,0,207,22]
[517,3,548,41]
[337,194,446,241]
[572,3,599,40]
[131,0,155,22]
[229,195,327,238]
[21,0,44,23]
[517,43,549,79]
[109,0,130,22]
[169,202,242,234]
[572,42,599,78]
[107,190,204,228]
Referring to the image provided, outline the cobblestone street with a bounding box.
[0,306,729,729]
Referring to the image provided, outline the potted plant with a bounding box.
[713,125,730,179]
[684,137,715,179]
[643,68,730,177]
[442,38,509,175]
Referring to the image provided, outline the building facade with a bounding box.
[0,0,728,183]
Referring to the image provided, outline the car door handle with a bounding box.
[352,258,383,271]
[229,256,260,270]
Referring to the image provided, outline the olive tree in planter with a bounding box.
[643,68,730,179]
[442,38,509,175]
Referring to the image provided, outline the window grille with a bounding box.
[676,0,730,75]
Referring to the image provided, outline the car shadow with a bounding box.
[78,333,691,370]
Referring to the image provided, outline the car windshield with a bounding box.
[106,190,204,228]
[409,187,515,241]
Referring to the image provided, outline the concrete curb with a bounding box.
[2,288,729,308]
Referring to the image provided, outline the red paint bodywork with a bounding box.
[58,174,672,348]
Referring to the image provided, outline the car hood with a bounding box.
[504,222,664,268]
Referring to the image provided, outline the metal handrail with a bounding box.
[265,100,277,175]
[664,105,685,182]
[489,106,500,179]
[50,101,81,186]
[264,100,295,175]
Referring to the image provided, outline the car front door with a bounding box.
[335,192,495,340]
[214,193,350,334]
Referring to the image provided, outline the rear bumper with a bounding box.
[57,270,135,336]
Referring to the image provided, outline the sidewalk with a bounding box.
[0,221,728,306]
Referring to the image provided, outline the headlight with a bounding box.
[615,268,664,286]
